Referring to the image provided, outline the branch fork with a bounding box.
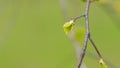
[73,0,104,68]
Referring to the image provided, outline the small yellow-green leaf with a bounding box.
[63,20,74,35]
[74,27,86,45]
[99,59,108,68]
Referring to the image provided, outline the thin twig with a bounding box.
[89,36,103,59]
[76,0,91,68]
[73,14,85,22]
[60,0,104,68]
[68,30,86,68]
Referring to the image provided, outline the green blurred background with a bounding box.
[0,0,120,68]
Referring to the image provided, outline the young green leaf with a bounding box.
[99,59,108,68]
[63,20,74,35]
[74,27,86,45]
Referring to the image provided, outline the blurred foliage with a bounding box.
[0,0,120,68]
[74,27,85,45]
[97,0,120,29]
